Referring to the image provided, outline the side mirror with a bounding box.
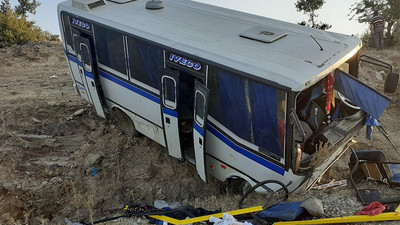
[384,72,399,93]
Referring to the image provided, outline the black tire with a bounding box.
[384,72,399,93]
[221,177,251,195]
[111,108,141,137]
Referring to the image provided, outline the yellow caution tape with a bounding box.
[274,205,400,225]
[149,205,263,225]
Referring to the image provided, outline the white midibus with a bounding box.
[57,0,390,193]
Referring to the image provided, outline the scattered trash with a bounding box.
[274,204,400,224]
[349,149,400,205]
[259,202,304,221]
[375,72,383,80]
[73,108,86,116]
[65,218,83,225]
[90,167,98,176]
[32,117,41,123]
[154,200,182,209]
[365,114,380,140]
[209,213,252,225]
[301,197,325,217]
[149,206,261,225]
[311,180,347,190]
[50,74,57,79]
[355,202,386,216]
[154,200,169,209]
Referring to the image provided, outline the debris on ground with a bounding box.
[0,43,399,224]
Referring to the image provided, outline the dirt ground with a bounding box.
[0,43,399,224]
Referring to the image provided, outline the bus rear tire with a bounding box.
[111,108,141,137]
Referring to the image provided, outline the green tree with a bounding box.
[295,0,332,30]
[0,0,49,47]
[0,0,11,14]
[14,0,40,16]
[349,0,400,40]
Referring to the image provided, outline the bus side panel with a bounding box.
[68,58,83,84]
[105,99,166,146]
[99,74,164,136]
[205,124,304,192]
[65,56,91,103]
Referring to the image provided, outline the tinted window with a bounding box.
[127,37,162,89]
[94,25,127,74]
[80,44,92,72]
[208,67,286,158]
[62,14,73,53]
[195,91,205,126]
[162,77,176,109]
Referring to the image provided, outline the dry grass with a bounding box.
[309,141,331,168]
[83,194,95,225]
[69,180,83,222]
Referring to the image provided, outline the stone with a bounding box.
[0,185,6,195]
[85,153,103,166]
[301,197,325,217]
[73,109,86,116]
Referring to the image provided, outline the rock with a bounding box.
[301,197,325,217]
[88,130,103,141]
[85,153,103,166]
[65,218,83,225]
[49,215,65,224]
[47,101,57,106]
[73,109,86,116]
[154,200,169,209]
[0,185,6,195]
[32,117,41,123]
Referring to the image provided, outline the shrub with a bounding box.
[0,9,49,48]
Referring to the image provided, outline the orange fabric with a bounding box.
[323,72,335,114]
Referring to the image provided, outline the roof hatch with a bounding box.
[72,0,106,11]
[107,0,136,3]
[240,26,287,43]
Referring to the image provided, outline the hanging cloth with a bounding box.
[323,72,335,114]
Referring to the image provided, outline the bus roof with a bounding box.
[58,0,362,91]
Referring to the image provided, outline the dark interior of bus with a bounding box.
[294,74,365,173]
[173,69,202,162]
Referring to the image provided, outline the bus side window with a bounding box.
[94,24,127,76]
[127,37,163,89]
[208,67,286,159]
[80,43,92,72]
[194,91,206,126]
[62,13,74,54]
[162,76,177,109]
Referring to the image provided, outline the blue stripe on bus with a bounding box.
[66,54,79,65]
[206,124,285,175]
[64,51,160,105]
[163,107,178,117]
[193,122,204,136]
[84,71,94,79]
[99,70,160,104]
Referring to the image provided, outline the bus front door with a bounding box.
[193,80,210,182]
[74,33,106,118]
[160,68,183,160]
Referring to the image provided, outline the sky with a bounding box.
[10,0,367,37]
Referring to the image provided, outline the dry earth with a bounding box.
[0,43,399,225]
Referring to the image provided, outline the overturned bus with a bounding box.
[57,0,391,193]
